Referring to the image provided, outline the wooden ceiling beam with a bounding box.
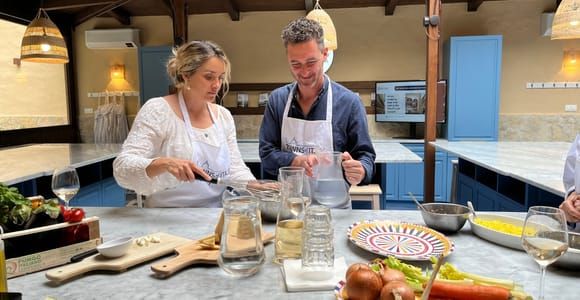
[43,0,115,11]
[305,0,314,12]
[108,7,130,25]
[224,0,240,21]
[385,0,399,16]
[467,0,484,12]
[73,0,133,26]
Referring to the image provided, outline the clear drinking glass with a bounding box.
[51,166,80,208]
[521,206,569,300]
[275,167,306,264]
[301,205,334,280]
[218,188,265,277]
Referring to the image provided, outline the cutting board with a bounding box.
[151,232,275,278]
[46,232,191,283]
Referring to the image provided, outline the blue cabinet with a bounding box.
[383,144,454,208]
[445,36,502,141]
[139,46,172,104]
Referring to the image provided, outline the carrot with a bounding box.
[427,282,510,300]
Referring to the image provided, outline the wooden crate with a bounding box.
[4,216,101,278]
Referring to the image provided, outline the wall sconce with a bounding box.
[563,49,580,71]
[110,64,125,80]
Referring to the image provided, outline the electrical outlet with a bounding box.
[84,108,93,114]
[526,83,533,89]
[565,104,578,112]
[370,92,376,100]
[555,82,566,88]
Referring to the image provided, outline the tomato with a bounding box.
[60,206,85,223]
[67,208,85,223]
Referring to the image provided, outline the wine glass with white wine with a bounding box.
[51,166,80,208]
[521,206,569,300]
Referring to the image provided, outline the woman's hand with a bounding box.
[341,152,365,186]
[147,157,211,182]
[560,192,580,223]
[291,154,318,177]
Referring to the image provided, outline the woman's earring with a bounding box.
[186,84,191,91]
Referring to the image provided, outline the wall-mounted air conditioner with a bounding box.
[540,13,555,37]
[85,29,140,49]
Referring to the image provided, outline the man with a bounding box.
[561,134,580,230]
[259,17,376,207]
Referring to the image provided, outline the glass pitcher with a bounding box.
[311,151,349,208]
[274,167,306,264]
[218,187,265,277]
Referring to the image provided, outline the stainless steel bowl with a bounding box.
[420,203,470,233]
[540,231,580,270]
[254,190,280,222]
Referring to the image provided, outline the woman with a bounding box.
[113,40,254,207]
[561,134,580,230]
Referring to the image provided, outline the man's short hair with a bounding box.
[281,17,324,50]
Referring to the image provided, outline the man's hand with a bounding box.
[290,155,318,177]
[560,192,580,223]
[341,152,365,186]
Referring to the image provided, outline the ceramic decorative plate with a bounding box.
[347,220,454,261]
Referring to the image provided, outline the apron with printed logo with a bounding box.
[147,93,230,207]
[281,77,350,208]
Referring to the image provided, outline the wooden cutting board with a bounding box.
[151,232,275,278]
[46,232,191,283]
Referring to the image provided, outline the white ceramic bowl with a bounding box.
[97,237,133,258]
[468,213,525,250]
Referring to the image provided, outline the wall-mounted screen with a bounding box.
[375,80,446,123]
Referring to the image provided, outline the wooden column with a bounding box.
[423,0,441,203]
[168,0,188,46]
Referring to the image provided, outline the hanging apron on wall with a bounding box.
[280,76,351,208]
[146,93,231,207]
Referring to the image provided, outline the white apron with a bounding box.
[146,93,230,207]
[563,134,580,195]
[281,77,350,208]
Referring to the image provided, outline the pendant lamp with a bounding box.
[551,0,580,40]
[20,8,69,63]
[306,0,337,50]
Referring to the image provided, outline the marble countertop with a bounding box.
[0,144,122,185]
[8,208,579,299]
[238,142,422,163]
[431,141,570,196]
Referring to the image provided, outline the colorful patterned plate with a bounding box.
[334,280,346,300]
[347,220,454,261]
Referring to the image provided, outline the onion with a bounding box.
[379,268,406,286]
[345,269,383,300]
[379,281,415,300]
[345,262,372,280]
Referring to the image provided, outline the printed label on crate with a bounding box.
[6,238,100,278]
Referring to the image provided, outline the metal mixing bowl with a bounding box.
[254,189,280,222]
[420,203,471,233]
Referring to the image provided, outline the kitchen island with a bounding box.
[432,141,570,211]
[7,208,579,299]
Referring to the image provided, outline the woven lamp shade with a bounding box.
[21,9,69,64]
[306,4,337,50]
[551,0,580,40]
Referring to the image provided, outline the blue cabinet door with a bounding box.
[446,36,502,141]
[101,178,125,207]
[398,145,446,202]
[383,163,398,202]
[476,184,496,211]
[139,46,172,104]
[456,173,475,206]
[73,182,101,207]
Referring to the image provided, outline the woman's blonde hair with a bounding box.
[166,40,230,100]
